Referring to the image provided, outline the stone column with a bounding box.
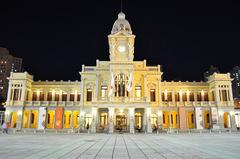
[187,91,190,102]
[129,108,135,134]
[16,109,23,130]
[228,83,234,102]
[172,90,175,103]
[6,80,12,102]
[91,107,98,133]
[179,91,183,103]
[95,74,99,99]
[70,111,73,129]
[146,107,152,133]
[80,78,85,105]
[79,109,85,132]
[17,88,21,101]
[214,83,220,105]
[59,91,62,101]
[44,91,48,101]
[157,110,163,128]
[169,111,172,128]
[143,75,147,99]
[108,107,114,133]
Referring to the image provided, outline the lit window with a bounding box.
[101,86,108,97]
[150,89,156,102]
[135,86,141,98]
[87,88,92,101]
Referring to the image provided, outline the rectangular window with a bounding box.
[204,93,209,101]
[101,86,108,97]
[135,86,141,98]
[189,92,194,101]
[26,91,29,101]
[182,92,187,101]
[32,92,37,101]
[62,93,67,101]
[13,89,19,101]
[222,90,228,101]
[70,93,75,101]
[161,93,165,101]
[87,89,92,101]
[197,92,201,101]
[150,89,156,102]
[167,92,172,101]
[47,92,52,101]
[175,92,179,102]
[39,92,45,101]
[77,93,81,101]
[55,93,59,101]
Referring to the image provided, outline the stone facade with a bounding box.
[4,12,240,133]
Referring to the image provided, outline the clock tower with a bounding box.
[108,12,135,62]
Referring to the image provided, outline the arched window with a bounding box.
[115,73,128,97]
[31,113,35,124]
[47,113,50,124]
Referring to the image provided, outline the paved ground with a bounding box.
[0,133,240,159]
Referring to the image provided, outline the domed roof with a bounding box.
[111,12,132,35]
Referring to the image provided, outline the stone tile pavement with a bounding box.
[0,133,240,159]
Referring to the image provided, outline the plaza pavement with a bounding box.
[0,132,239,159]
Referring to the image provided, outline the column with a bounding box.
[6,81,12,102]
[80,78,85,105]
[157,110,163,128]
[228,83,234,102]
[194,91,197,102]
[179,90,183,103]
[74,91,78,102]
[70,111,73,128]
[172,90,175,103]
[16,109,23,130]
[187,91,190,102]
[59,90,62,101]
[28,111,31,128]
[95,74,99,99]
[146,107,152,133]
[44,91,48,101]
[91,107,97,133]
[169,111,172,128]
[17,88,21,101]
[79,109,85,131]
[67,92,70,102]
[129,108,135,134]
[214,83,220,104]
[158,78,161,104]
[108,107,114,133]
[143,75,147,99]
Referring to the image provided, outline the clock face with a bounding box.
[117,44,126,53]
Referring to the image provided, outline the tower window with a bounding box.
[150,89,156,102]
[87,89,92,101]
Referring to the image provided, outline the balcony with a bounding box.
[13,101,81,107]
[94,97,149,103]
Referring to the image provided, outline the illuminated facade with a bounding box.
[4,12,240,133]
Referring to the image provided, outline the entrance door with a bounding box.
[115,114,127,130]
[135,112,142,130]
[100,113,108,128]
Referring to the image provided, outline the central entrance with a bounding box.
[115,113,127,131]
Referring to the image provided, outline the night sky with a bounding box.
[1,0,240,81]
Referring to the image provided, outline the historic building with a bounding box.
[4,12,240,133]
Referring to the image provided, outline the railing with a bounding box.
[95,97,149,103]
[21,101,80,107]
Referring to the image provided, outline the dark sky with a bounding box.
[1,0,240,81]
